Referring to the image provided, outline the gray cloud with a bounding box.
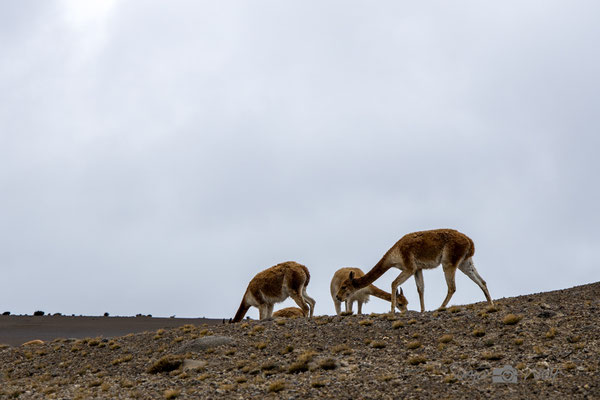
[1,1,599,318]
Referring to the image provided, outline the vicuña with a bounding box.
[272,307,305,318]
[330,267,408,315]
[231,261,316,322]
[336,229,493,313]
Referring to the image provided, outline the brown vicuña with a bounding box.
[272,307,305,318]
[330,267,408,315]
[231,261,316,322]
[336,229,493,313]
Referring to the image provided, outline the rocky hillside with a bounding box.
[1,282,599,399]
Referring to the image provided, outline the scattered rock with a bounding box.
[176,336,234,353]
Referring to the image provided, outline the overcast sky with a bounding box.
[1,1,599,319]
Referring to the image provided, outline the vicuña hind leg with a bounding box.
[459,258,494,306]
[439,264,457,310]
[302,289,316,317]
[290,292,310,317]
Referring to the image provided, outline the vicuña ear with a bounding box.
[395,288,399,297]
[400,288,404,295]
[348,271,354,280]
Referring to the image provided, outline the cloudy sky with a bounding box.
[1,1,599,319]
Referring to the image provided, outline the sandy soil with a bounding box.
[0,315,223,347]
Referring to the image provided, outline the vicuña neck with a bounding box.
[368,285,392,302]
[352,258,389,288]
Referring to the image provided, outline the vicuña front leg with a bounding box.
[438,264,457,310]
[414,269,425,312]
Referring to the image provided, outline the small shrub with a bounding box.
[502,314,522,325]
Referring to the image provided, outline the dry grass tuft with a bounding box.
[392,320,405,329]
[255,342,267,350]
[268,380,286,393]
[545,327,557,339]
[407,319,417,325]
[406,341,422,350]
[502,314,522,325]
[567,335,581,343]
[112,354,133,366]
[514,338,524,345]
[147,355,183,374]
[472,328,486,337]
[439,334,453,343]
[371,341,386,349]
[448,306,462,313]
[407,356,427,365]
[279,345,294,355]
[482,351,504,360]
[358,319,373,326]
[331,344,352,354]
[444,374,458,383]
[164,389,181,399]
[311,379,328,388]
[319,358,337,370]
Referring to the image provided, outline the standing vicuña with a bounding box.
[330,267,408,315]
[231,261,316,322]
[336,229,493,313]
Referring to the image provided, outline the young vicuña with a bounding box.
[330,267,408,315]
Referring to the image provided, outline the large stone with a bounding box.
[177,336,234,353]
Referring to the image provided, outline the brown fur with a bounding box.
[335,229,493,313]
[330,268,408,315]
[232,261,316,322]
[272,307,305,318]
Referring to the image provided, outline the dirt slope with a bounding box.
[1,282,598,399]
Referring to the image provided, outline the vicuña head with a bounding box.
[331,267,408,315]
[231,261,316,323]
[336,229,494,313]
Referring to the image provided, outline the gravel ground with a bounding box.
[1,282,599,399]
